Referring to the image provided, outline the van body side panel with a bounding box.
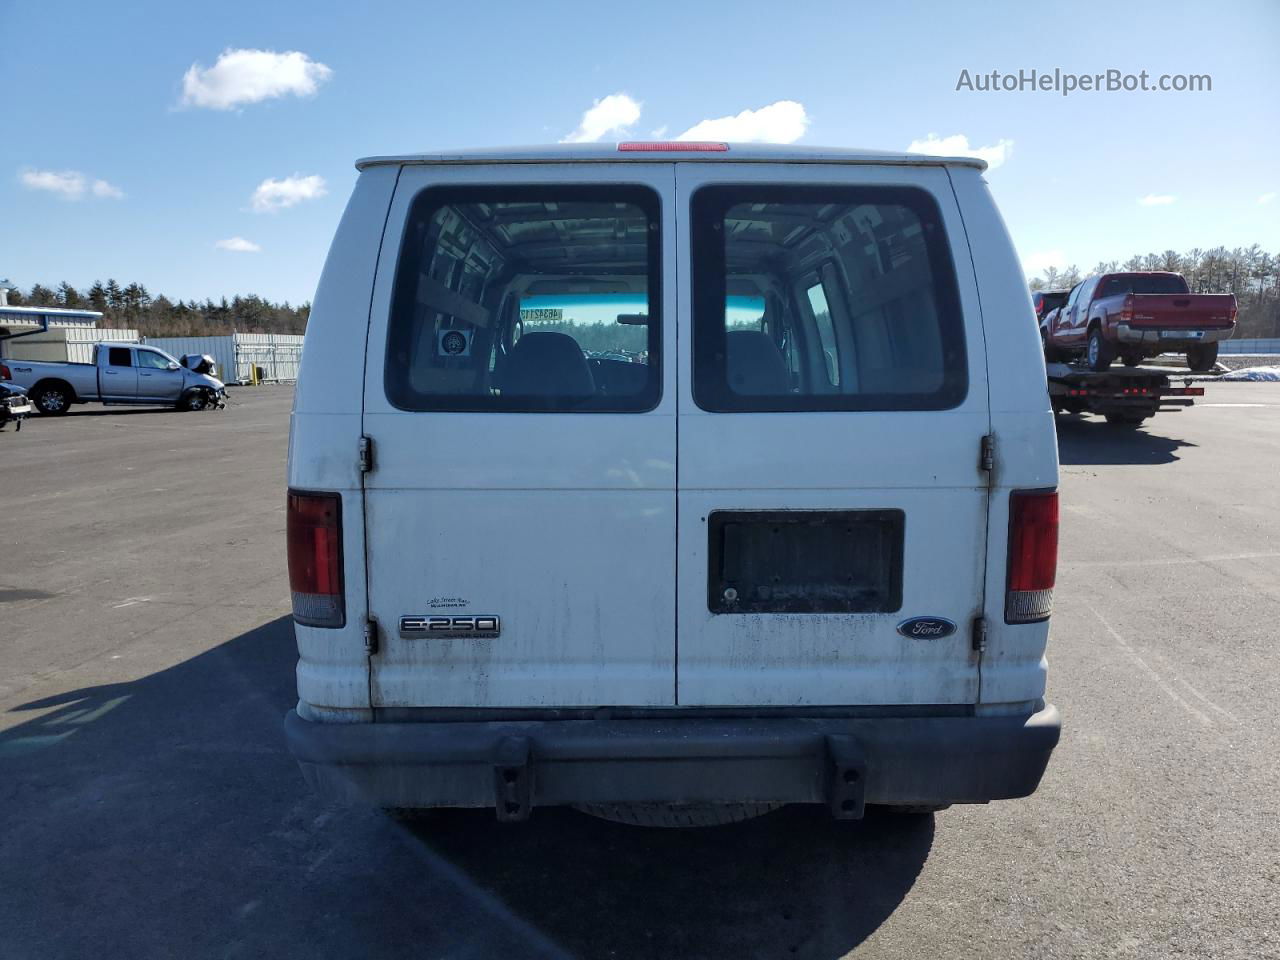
[288,165,399,714]
[361,163,679,707]
[948,169,1058,706]
[674,164,990,706]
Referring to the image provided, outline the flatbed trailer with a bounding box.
[1046,362,1207,426]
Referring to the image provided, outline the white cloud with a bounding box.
[562,93,642,143]
[1023,250,1067,277]
[906,133,1013,170]
[1258,192,1277,205]
[21,169,85,197]
[677,100,809,144]
[650,125,669,139]
[250,174,327,213]
[215,236,262,253]
[92,179,124,199]
[20,168,122,199]
[181,49,332,110]
[1138,194,1177,206]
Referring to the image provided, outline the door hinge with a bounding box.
[979,433,995,473]
[357,435,374,474]
[971,615,988,653]
[363,615,379,655]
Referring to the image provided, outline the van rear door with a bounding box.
[674,163,990,706]
[361,164,678,707]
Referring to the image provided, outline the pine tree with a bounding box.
[105,279,123,313]
[28,283,57,305]
[57,282,83,308]
[87,281,108,313]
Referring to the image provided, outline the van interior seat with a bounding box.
[726,330,790,395]
[588,357,648,396]
[501,331,595,397]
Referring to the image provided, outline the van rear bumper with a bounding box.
[284,705,1060,819]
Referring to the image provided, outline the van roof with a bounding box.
[354,143,988,172]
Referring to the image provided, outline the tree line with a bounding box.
[522,317,647,355]
[1028,245,1280,339]
[7,280,309,337]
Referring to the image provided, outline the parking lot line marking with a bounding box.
[1174,677,1240,723]
[1140,646,1243,723]
[1087,605,1214,728]
[1064,551,1280,569]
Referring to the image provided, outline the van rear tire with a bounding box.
[574,801,784,828]
[875,804,951,815]
[382,806,435,823]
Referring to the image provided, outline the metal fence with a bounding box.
[231,333,303,383]
[1220,338,1280,355]
[142,333,304,383]
[64,328,140,363]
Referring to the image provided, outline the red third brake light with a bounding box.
[1006,490,1059,623]
[618,141,729,152]
[287,489,345,628]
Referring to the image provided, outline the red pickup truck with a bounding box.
[1042,271,1236,371]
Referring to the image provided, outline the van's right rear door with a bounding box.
[674,162,991,706]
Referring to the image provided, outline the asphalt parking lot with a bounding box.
[2,383,1278,960]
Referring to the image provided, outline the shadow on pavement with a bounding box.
[0,616,932,960]
[61,406,179,417]
[1055,414,1197,465]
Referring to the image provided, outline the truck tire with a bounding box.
[1121,351,1142,367]
[1186,343,1219,372]
[1086,327,1115,372]
[32,382,73,415]
[1105,412,1148,427]
[1041,330,1066,363]
[179,388,210,411]
[574,801,784,828]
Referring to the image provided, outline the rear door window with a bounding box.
[691,185,966,412]
[384,185,661,412]
[107,347,132,367]
[1100,274,1188,296]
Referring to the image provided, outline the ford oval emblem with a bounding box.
[897,617,957,639]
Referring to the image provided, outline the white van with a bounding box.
[284,143,1060,826]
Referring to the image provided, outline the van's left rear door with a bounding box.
[361,163,678,708]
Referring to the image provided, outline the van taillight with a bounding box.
[1006,490,1058,623]
[287,490,345,628]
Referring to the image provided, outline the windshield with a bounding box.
[518,294,649,361]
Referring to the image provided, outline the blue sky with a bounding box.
[4,0,1277,305]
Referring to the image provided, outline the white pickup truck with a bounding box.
[1,342,225,415]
